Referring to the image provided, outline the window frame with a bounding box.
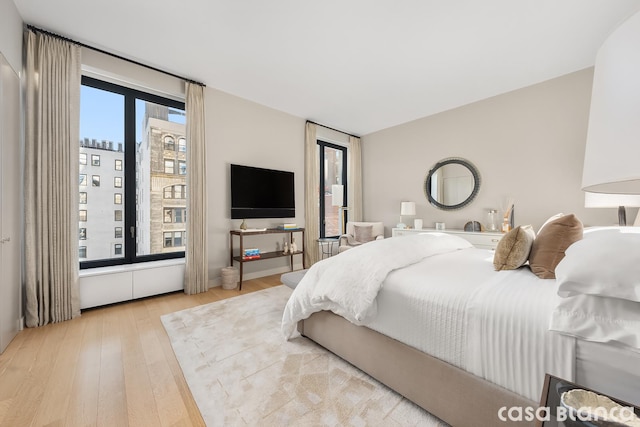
[318,140,348,239]
[80,76,186,269]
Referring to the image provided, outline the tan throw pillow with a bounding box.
[528,214,583,279]
[353,225,374,243]
[493,225,536,271]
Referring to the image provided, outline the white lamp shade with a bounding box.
[582,10,640,194]
[584,192,640,208]
[331,184,344,206]
[400,201,416,216]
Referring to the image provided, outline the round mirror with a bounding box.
[424,158,480,210]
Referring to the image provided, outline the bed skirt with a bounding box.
[298,311,536,427]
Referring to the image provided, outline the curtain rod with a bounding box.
[306,120,359,139]
[26,24,206,87]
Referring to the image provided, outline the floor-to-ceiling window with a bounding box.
[79,76,186,268]
[318,140,347,238]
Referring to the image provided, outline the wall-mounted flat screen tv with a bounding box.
[230,164,295,219]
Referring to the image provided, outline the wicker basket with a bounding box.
[221,266,238,290]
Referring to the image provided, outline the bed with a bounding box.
[281,228,640,427]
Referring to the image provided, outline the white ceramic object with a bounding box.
[561,389,640,426]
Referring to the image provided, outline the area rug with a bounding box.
[161,285,448,426]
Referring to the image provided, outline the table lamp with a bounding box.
[397,201,416,229]
[582,11,640,224]
[584,192,640,226]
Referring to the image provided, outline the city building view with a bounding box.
[79,102,186,262]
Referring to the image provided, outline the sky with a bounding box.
[80,85,185,145]
[80,85,124,144]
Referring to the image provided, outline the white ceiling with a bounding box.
[13,0,640,135]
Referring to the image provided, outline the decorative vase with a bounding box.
[283,242,289,254]
[290,238,297,253]
[240,219,247,230]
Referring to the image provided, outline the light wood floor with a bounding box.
[0,274,283,427]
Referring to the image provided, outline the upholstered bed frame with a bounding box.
[298,311,536,427]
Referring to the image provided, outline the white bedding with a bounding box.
[281,233,579,401]
[367,248,575,401]
[281,233,472,338]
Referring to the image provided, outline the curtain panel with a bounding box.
[304,123,320,266]
[24,29,81,327]
[184,82,209,294]
[348,135,363,222]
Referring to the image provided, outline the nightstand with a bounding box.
[391,228,503,250]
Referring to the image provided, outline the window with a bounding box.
[163,231,186,248]
[175,208,185,223]
[178,137,186,152]
[80,153,87,165]
[163,184,186,199]
[80,77,186,268]
[79,228,86,240]
[163,208,173,223]
[318,140,347,238]
[164,136,175,151]
[79,210,87,222]
[164,159,175,174]
[163,208,186,223]
[79,246,87,258]
[80,174,87,186]
[79,192,87,204]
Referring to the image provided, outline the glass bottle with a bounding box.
[502,217,511,233]
[486,209,499,232]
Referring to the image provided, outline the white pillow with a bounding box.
[555,232,640,302]
[550,294,640,350]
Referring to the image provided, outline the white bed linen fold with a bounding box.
[281,233,472,338]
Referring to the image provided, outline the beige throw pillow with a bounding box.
[353,225,374,243]
[528,214,583,279]
[493,225,535,271]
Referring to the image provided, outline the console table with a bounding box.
[391,227,503,250]
[229,228,305,290]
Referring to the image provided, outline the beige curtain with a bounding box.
[24,29,81,327]
[304,122,320,266]
[348,135,363,222]
[184,82,209,294]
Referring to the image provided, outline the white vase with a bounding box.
[290,238,298,253]
[283,242,289,254]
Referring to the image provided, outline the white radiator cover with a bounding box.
[79,259,185,309]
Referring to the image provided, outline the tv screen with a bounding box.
[230,164,295,219]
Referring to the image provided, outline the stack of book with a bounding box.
[242,248,260,260]
[277,223,298,230]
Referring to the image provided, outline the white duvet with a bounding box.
[281,233,576,401]
[281,233,472,338]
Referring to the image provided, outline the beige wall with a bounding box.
[205,88,306,283]
[0,0,22,73]
[361,68,620,235]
